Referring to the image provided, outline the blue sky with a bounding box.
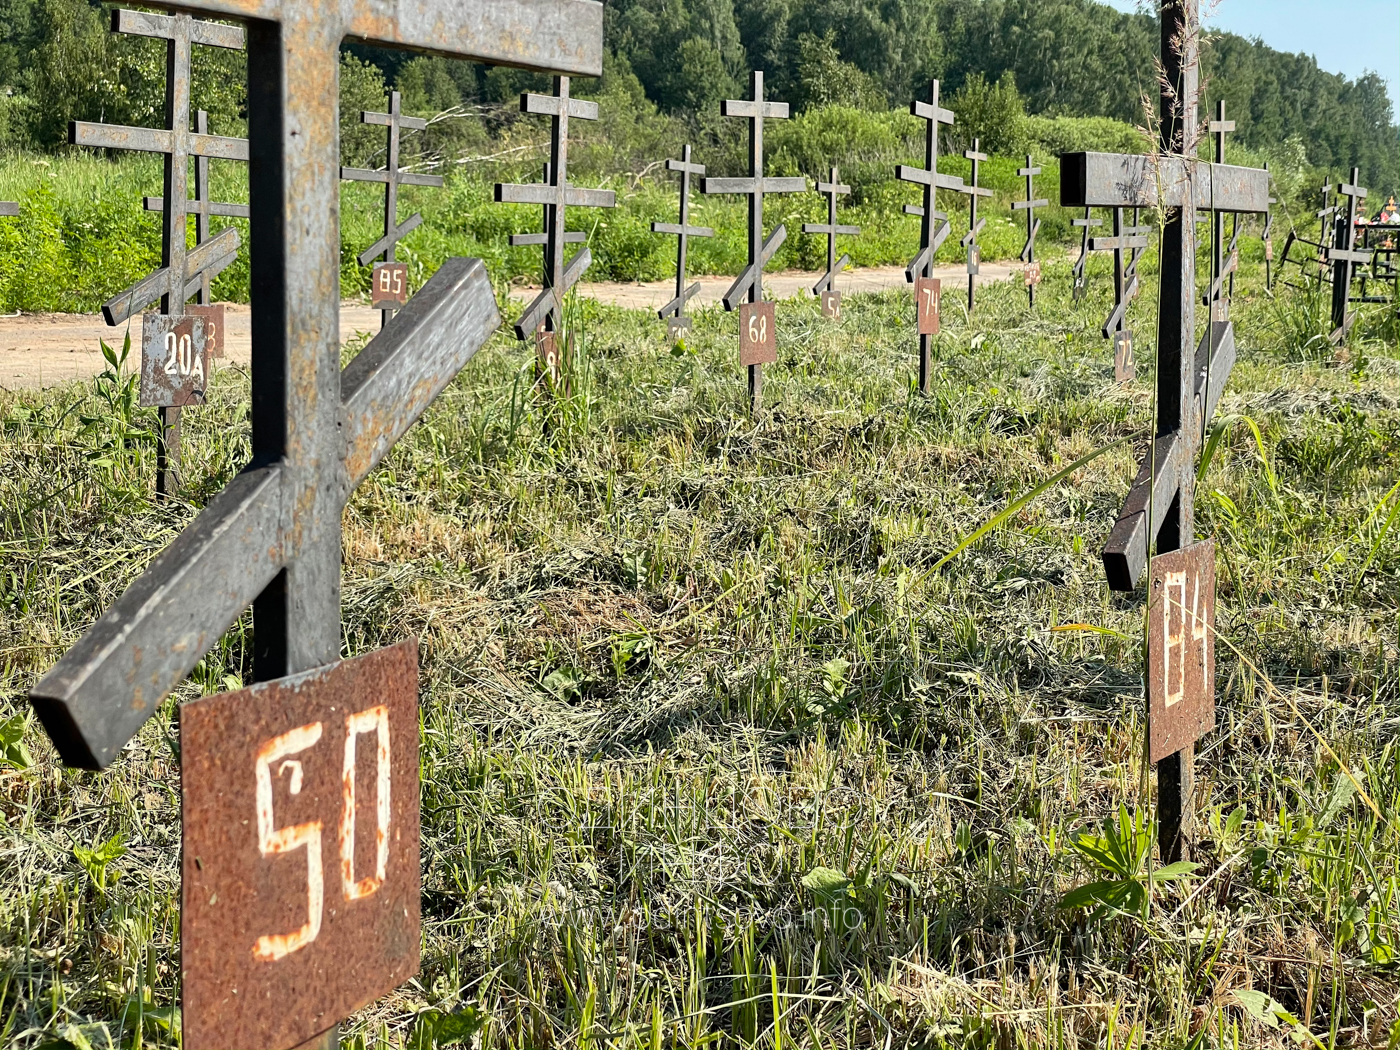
[1099,0,1400,116]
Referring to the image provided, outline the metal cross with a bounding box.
[1203,101,1237,324]
[652,144,714,333]
[1059,0,1271,865]
[958,141,993,314]
[897,80,962,394]
[29,0,600,1044]
[1014,156,1047,305]
[1261,163,1277,289]
[71,9,247,497]
[702,70,806,413]
[802,165,860,317]
[1328,167,1370,344]
[341,90,446,326]
[1071,207,1102,300]
[495,76,615,341]
[1087,207,1151,382]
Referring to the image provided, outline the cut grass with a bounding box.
[0,255,1397,1048]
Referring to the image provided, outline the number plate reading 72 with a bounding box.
[181,639,421,1050]
[739,300,776,366]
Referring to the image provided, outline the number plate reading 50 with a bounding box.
[371,262,409,310]
[739,300,776,366]
[141,314,210,408]
[181,639,421,1050]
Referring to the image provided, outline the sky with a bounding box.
[1099,0,1400,116]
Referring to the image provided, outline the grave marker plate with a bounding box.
[915,277,940,335]
[1023,261,1043,287]
[371,262,410,310]
[1113,329,1135,384]
[739,300,776,366]
[181,638,421,1050]
[1148,541,1215,763]
[821,290,841,319]
[186,303,225,357]
[141,314,209,407]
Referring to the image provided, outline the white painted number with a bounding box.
[252,705,392,961]
[162,328,205,384]
[1161,569,1206,708]
[377,266,405,297]
[747,311,768,345]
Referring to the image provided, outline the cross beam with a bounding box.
[898,80,962,393]
[652,145,714,327]
[496,77,615,340]
[958,140,993,312]
[1013,156,1047,305]
[1088,210,1150,339]
[1071,208,1101,299]
[702,70,805,412]
[802,165,860,297]
[1328,167,1369,343]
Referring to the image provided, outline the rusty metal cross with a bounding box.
[1014,155,1047,305]
[1071,208,1101,299]
[1060,0,1271,864]
[958,140,993,313]
[1203,101,1238,323]
[1088,207,1151,381]
[802,165,860,315]
[496,77,615,340]
[652,145,714,332]
[342,90,446,325]
[897,80,962,393]
[1328,167,1370,343]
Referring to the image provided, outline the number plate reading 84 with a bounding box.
[180,639,421,1050]
[739,300,776,366]
[141,314,210,408]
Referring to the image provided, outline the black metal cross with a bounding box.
[702,70,806,413]
[1060,0,1271,865]
[1203,101,1237,324]
[29,0,600,1043]
[1071,207,1102,300]
[496,77,615,341]
[1014,155,1047,305]
[1328,167,1370,344]
[342,90,446,326]
[1261,163,1277,289]
[652,144,713,333]
[897,80,962,393]
[958,141,993,314]
[802,165,860,317]
[1087,208,1151,382]
[71,9,248,497]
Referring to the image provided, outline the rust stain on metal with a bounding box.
[915,276,940,335]
[820,290,841,319]
[181,639,421,1050]
[370,262,409,310]
[141,314,210,407]
[1148,540,1215,763]
[1114,329,1135,384]
[739,300,776,366]
[187,304,226,357]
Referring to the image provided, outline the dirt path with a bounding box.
[0,261,1015,390]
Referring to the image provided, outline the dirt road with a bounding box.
[0,261,1014,390]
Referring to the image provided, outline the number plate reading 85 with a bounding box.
[371,261,409,310]
[141,314,210,408]
[739,300,776,366]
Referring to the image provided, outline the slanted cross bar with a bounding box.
[1014,156,1047,305]
[1328,167,1369,343]
[958,140,993,313]
[1088,208,1151,382]
[802,165,861,317]
[1071,207,1102,300]
[1203,101,1238,322]
[1060,0,1271,865]
[702,70,806,412]
[72,9,247,497]
[897,80,962,393]
[30,1,602,1045]
[342,90,446,325]
[652,144,714,332]
[496,77,616,341]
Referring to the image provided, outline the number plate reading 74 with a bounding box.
[739,300,776,366]
[915,277,940,335]
[141,314,210,408]
[371,262,409,310]
[181,639,421,1050]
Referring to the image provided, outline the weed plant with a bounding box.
[0,257,1397,1048]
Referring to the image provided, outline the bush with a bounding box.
[1021,114,1147,156]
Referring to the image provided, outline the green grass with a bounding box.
[0,253,1398,1048]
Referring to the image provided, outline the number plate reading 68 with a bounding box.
[141,314,210,408]
[181,639,421,1050]
[739,300,776,366]
[915,277,940,335]
[371,261,409,310]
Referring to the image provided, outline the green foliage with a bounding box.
[0,710,32,769]
[947,71,1027,155]
[790,30,886,112]
[72,833,126,893]
[1060,806,1197,922]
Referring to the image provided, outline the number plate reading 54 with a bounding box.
[371,262,409,310]
[181,639,421,1050]
[739,301,776,366]
[141,314,210,408]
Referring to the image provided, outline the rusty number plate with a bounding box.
[1114,329,1135,385]
[181,638,422,1050]
[187,304,226,358]
[1263,239,1274,261]
[820,290,841,320]
[371,261,409,310]
[1148,540,1216,762]
[1024,261,1043,287]
[915,277,940,335]
[141,314,209,408]
[739,300,776,366]
[536,326,562,385]
[666,315,690,338]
